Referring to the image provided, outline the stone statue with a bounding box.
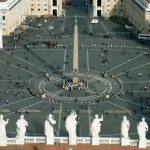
[65,111,77,145]
[121,116,130,146]
[91,114,103,145]
[137,117,148,148]
[0,114,9,138]
[91,114,103,138]
[16,115,28,138]
[121,116,130,138]
[45,114,56,144]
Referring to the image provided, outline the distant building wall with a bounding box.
[92,0,150,34]
[0,0,29,35]
[125,0,150,34]
[92,0,125,18]
[0,0,63,35]
[28,0,62,17]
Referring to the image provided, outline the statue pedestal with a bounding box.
[92,137,99,145]
[0,138,7,146]
[46,137,54,145]
[69,137,77,145]
[16,137,25,145]
[121,137,129,146]
[139,140,147,148]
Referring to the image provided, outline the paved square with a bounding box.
[0,0,150,140]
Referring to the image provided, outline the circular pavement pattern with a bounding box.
[28,71,123,103]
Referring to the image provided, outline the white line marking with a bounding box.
[106,52,145,73]
[116,61,150,76]
[87,49,89,71]
[88,105,91,136]
[107,101,130,112]
[0,80,26,82]
[0,96,34,108]
[63,49,66,71]
[58,103,62,135]
[116,97,150,110]
[13,49,65,52]
[2,50,46,73]
[123,81,150,83]
[108,100,150,120]
[4,100,45,117]
[0,60,36,75]
[0,89,27,92]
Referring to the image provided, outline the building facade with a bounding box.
[0,0,150,35]
[29,0,62,17]
[0,0,62,35]
[92,0,125,18]
[0,0,29,35]
[92,0,150,34]
[125,0,150,34]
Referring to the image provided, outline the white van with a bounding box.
[90,19,98,24]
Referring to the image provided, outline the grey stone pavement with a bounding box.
[0,0,150,139]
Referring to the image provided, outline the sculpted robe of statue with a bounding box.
[91,114,103,138]
[121,116,130,139]
[65,111,77,145]
[137,117,148,141]
[45,114,56,144]
[0,114,9,138]
[16,115,28,137]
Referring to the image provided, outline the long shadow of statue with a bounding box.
[28,49,57,73]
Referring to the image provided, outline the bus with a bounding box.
[137,34,150,41]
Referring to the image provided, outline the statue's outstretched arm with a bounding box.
[100,115,103,121]
[6,118,9,124]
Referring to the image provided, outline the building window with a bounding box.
[2,16,5,20]
[97,0,101,6]
[53,0,57,6]
[38,9,40,11]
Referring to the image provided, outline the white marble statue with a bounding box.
[65,111,77,145]
[91,114,103,145]
[91,114,103,138]
[121,116,130,146]
[137,117,148,148]
[45,114,56,144]
[16,115,28,138]
[0,114,9,138]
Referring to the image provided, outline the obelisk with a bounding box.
[0,15,3,49]
[72,19,79,84]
